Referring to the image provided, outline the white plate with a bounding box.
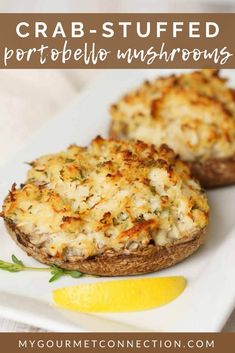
[0,69,235,332]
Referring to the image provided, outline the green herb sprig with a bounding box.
[0,255,83,283]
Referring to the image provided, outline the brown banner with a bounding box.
[0,13,234,68]
[0,333,234,353]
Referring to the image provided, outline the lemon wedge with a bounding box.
[53,276,186,313]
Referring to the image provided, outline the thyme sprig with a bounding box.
[0,255,82,282]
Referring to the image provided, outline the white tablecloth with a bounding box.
[0,69,234,332]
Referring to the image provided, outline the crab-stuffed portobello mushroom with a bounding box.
[110,70,235,188]
[1,137,209,276]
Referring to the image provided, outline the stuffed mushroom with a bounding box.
[110,70,235,188]
[1,137,209,276]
